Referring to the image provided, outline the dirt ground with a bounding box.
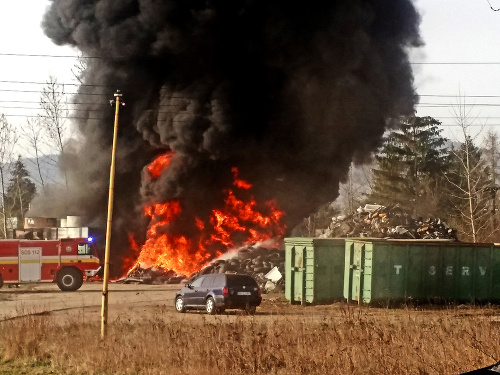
[1,280,499,374]
[0,281,184,323]
[1,280,500,325]
[0,280,364,324]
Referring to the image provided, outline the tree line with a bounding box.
[342,115,500,243]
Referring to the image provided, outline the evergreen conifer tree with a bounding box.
[3,157,37,227]
[370,116,449,216]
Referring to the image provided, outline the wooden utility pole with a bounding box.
[101,90,123,339]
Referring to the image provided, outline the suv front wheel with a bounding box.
[175,296,186,313]
[205,297,216,315]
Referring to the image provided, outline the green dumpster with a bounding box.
[285,238,345,304]
[344,239,500,304]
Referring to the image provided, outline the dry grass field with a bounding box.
[0,284,500,375]
[0,290,499,375]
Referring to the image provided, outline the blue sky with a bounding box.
[0,0,499,147]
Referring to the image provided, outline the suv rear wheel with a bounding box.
[205,297,216,315]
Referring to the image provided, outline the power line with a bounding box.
[420,94,500,98]
[420,117,500,119]
[2,81,500,98]
[0,106,101,111]
[4,82,500,101]
[1,114,225,122]
[487,0,500,11]
[0,53,97,58]
[0,88,199,99]
[3,114,108,120]
[0,80,111,88]
[411,62,500,65]
[0,99,189,105]
[0,89,109,96]
[5,112,500,127]
[0,100,109,105]
[2,52,500,66]
[439,124,500,127]
[0,104,221,111]
[418,104,500,107]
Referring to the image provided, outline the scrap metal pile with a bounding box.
[121,244,285,292]
[323,204,458,241]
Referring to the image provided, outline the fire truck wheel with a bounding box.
[56,268,83,291]
[0,274,3,289]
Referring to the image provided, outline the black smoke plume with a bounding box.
[40,0,421,269]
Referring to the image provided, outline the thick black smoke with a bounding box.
[41,0,421,263]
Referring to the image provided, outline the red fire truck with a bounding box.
[0,237,101,291]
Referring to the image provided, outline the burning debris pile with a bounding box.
[123,244,285,292]
[322,204,458,240]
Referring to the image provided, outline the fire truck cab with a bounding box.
[0,237,101,291]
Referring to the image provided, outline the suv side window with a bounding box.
[190,276,205,288]
[212,274,225,287]
[201,276,214,287]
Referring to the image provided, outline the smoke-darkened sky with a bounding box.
[37,0,421,263]
[1,1,499,147]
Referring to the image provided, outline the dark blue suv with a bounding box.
[174,273,262,315]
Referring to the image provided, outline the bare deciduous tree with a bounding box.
[445,97,490,242]
[339,162,373,215]
[0,114,19,237]
[72,54,88,84]
[22,116,48,193]
[39,75,69,187]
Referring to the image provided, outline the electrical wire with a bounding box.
[411,62,500,65]
[420,94,500,98]
[487,0,500,11]
[0,53,98,58]
[0,80,111,88]
[0,89,108,96]
[4,112,500,128]
[2,52,500,65]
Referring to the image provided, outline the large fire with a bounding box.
[126,153,286,276]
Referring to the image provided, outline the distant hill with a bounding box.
[4,155,64,190]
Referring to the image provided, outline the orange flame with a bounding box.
[121,233,142,275]
[126,153,286,276]
[231,167,252,190]
[147,152,172,179]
